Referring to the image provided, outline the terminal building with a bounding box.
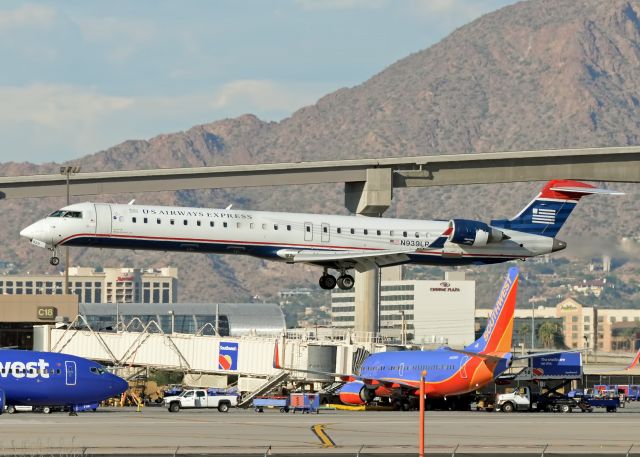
[332,269,475,347]
[79,302,285,337]
[0,266,178,304]
[0,294,77,349]
[476,297,640,352]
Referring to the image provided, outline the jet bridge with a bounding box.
[33,317,373,393]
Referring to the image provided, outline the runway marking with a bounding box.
[311,424,336,448]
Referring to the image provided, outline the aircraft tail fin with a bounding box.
[490,180,623,238]
[273,337,282,369]
[626,347,640,370]
[464,267,519,355]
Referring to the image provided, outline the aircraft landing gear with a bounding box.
[337,274,355,290]
[49,248,60,266]
[319,273,337,290]
[319,268,355,290]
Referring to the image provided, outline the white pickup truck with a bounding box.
[164,389,238,413]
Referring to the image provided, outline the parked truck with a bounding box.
[164,389,237,413]
[496,386,619,413]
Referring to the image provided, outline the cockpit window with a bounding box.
[49,210,82,218]
[90,366,107,375]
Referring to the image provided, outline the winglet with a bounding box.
[626,348,640,370]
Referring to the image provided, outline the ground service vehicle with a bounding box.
[164,389,237,413]
[496,386,619,413]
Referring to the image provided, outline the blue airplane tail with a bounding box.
[464,267,519,355]
[490,180,619,238]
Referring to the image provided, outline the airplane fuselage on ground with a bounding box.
[0,350,127,413]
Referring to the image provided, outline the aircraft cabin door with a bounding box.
[94,204,112,236]
[65,361,77,386]
[321,223,330,242]
[304,222,313,241]
[399,362,405,378]
[459,356,469,379]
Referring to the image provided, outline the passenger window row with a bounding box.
[129,217,293,231]
[336,227,424,238]
[0,368,61,375]
[128,216,427,238]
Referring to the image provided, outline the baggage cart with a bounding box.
[290,393,320,414]
[253,396,290,413]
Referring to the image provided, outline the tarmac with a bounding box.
[1,403,640,456]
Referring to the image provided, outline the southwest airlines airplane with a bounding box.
[20,179,620,290]
[0,350,128,415]
[275,267,522,406]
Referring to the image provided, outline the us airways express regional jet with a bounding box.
[20,179,621,290]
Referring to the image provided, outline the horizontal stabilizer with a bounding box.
[448,348,509,363]
[550,186,625,196]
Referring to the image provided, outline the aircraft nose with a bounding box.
[113,375,128,395]
[20,222,38,239]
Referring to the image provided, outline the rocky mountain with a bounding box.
[2,0,640,302]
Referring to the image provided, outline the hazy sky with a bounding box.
[0,0,517,163]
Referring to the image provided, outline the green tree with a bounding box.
[538,322,562,349]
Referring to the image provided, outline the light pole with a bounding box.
[168,310,175,334]
[531,302,535,350]
[583,335,589,364]
[60,166,81,294]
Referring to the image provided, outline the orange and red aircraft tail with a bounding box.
[273,337,282,369]
[464,267,519,355]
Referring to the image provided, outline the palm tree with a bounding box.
[538,322,562,349]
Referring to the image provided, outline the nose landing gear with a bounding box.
[49,248,60,266]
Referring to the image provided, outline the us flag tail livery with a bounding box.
[491,180,623,238]
[465,266,519,356]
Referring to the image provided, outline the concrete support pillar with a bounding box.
[354,268,379,335]
[344,168,392,337]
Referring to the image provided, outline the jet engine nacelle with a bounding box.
[338,381,375,406]
[447,219,507,247]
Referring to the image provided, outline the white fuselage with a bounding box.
[20,202,555,269]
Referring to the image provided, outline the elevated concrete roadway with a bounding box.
[0,146,638,199]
